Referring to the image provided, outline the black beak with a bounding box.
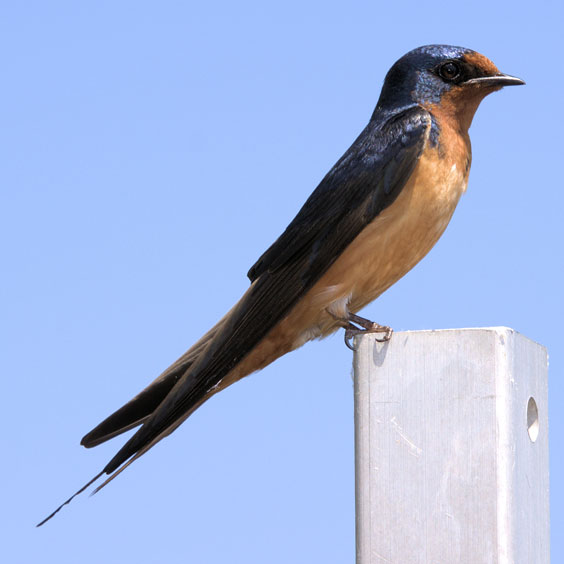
[466,73,525,87]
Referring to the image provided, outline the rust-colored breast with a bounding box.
[311,125,471,317]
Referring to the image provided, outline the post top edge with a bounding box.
[354,327,545,350]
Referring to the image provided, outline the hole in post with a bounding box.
[527,397,539,442]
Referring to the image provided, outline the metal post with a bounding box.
[354,327,549,564]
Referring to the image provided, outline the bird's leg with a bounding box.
[348,313,393,339]
[327,311,393,351]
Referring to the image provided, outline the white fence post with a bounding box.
[354,327,550,564]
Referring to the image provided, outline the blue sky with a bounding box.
[2,1,562,562]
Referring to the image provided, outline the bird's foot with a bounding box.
[328,310,393,351]
[344,322,393,351]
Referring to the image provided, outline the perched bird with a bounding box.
[38,44,523,526]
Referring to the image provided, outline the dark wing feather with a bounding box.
[80,362,188,448]
[80,314,227,447]
[101,105,431,475]
[247,106,430,282]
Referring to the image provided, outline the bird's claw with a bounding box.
[344,329,357,351]
[344,323,393,351]
[326,309,392,351]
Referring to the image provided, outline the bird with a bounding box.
[38,44,524,526]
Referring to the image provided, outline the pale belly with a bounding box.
[219,144,470,386]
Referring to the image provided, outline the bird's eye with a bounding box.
[438,61,461,81]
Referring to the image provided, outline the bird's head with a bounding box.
[375,45,524,131]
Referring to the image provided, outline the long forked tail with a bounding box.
[37,259,309,526]
[36,390,205,527]
[37,315,230,527]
